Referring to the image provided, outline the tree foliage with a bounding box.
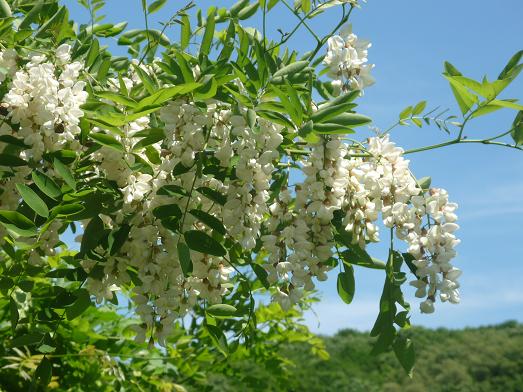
[0,0,521,389]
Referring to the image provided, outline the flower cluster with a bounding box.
[1,44,87,161]
[267,134,461,314]
[0,45,87,255]
[80,65,286,342]
[324,23,375,95]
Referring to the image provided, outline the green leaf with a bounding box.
[9,297,18,334]
[196,187,227,205]
[50,204,85,218]
[194,76,218,100]
[132,63,156,94]
[96,57,112,81]
[16,184,49,218]
[206,304,238,318]
[444,75,477,115]
[399,106,413,121]
[153,204,182,220]
[0,135,27,148]
[341,248,385,270]
[157,184,188,197]
[313,123,354,135]
[206,324,228,356]
[189,209,226,235]
[417,176,431,190]
[272,60,308,78]
[320,90,359,110]
[96,91,137,108]
[511,111,523,146]
[135,83,201,110]
[108,224,130,256]
[311,104,356,124]
[238,2,259,20]
[132,130,165,150]
[34,5,66,38]
[10,332,45,347]
[489,99,523,111]
[0,210,37,237]
[177,242,193,277]
[37,344,56,354]
[393,337,416,377]
[252,263,270,289]
[412,101,427,115]
[148,0,167,14]
[90,132,124,152]
[230,0,249,16]
[19,0,42,30]
[201,8,216,57]
[53,158,76,191]
[32,171,61,200]
[34,357,52,387]
[0,0,12,17]
[327,112,372,127]
[184,230,226,256]
[65,289,92,320]
[498,50,523,80]
[86,39,100,68]
[0,154,27,167]
[451,76,510,100]
[80,215,104,254]
[443,61,462,77]
[471,103,504,119]
[337,266,355,305]
[181,14,191,50]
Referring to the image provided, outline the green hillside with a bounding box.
[208,321,523,392]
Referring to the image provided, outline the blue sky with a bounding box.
[65,0,523,334]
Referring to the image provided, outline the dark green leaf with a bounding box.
[10,332,45,347]
[65,289,92,320]
[153,204,182,220]
[16,184,49,218]
[184,230,226,256]
[206,324,228,356]
[80,215,104,254]
[511,111,523,145]
[272,60,308,78]
[0,154,27,167]
[108,224,130,255]
[0,210,37,237]
[178,242,193,277]
[337,266,355,304]
[90,132,124,152]
[189,209,226,234]
[34,357,52,387]
[53,158,76,191]
[32,171,61,200]
[393,337,416,377]
[196,187,227,205]
[9,297,18,334]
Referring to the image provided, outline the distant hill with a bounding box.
[207,321,523,392]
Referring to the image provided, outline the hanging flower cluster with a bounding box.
[324,24,375,95]
[0,45,87,259]
[266,133,461,314]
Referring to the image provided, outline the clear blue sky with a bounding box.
[65,0,523,334]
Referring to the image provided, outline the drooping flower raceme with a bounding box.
[324,23,375,95]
